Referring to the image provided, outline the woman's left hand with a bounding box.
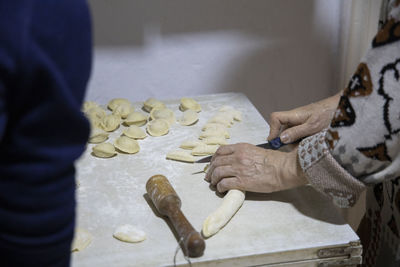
[205,143,307,193]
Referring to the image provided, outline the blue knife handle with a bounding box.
[269,137,284,150]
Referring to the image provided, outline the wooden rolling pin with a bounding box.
[146,174,205,257]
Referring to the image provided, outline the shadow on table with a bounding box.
[245,185,346,225]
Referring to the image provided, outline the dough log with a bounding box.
[202,189,245,238]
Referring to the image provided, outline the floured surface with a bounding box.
[72,92,359,267]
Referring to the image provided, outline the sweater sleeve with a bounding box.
[298,0,400,208]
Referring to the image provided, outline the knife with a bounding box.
[195,137,284,163]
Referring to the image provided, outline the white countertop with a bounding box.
[72,92,359,267]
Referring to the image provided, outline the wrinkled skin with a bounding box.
[267,92,341,143]
[205,143,307,193]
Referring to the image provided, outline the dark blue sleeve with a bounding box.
[0,1,92,266]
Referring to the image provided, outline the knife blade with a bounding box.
[195,137,284,163]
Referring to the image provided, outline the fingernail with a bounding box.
[281,133,290,143]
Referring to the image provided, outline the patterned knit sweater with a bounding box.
[297,1,400,266]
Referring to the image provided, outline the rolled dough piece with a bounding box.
[191,144,219,156]
[150,107,176,125]
[166,150,196,163]
[202,136,228,145]
[179,109,199,126]
[114,136,140,154]
[71,228,92,252]
[202,189,245,238]
[85,106,106,121]
[107,98,131,111]
[207,114,232,127]
[199,129,230,139]
[179,139,203,150]
[143,98,166,113]
[125,111,148,126]
[113,224,146,243]
[92,143,117,158]
[180,97,201,112]
[147,119,169,137]
[123,125,147,139]
[202,123,227,132]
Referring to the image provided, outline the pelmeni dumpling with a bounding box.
[82,101,99,113]
[85,106,107,121]
[92,143,117,158]
[114,136,140,154]
[219,105,242,121]
[147,119,169,137]
[180,97,201,112]
[143,98,166,113]
[150,108,175,125]
[207,114,232,127]
[113,224,146,243]
[125,111,148,126]
[112,103,134,119]
[191,144,219,156]
[166,150,196,163]
[100,114,121,132]
[108,98,131,111]
[199,128,230,139]
[180,139,204,150]
[123,125,147,139]
[179,109,199,126]
[202,136,228,145]
[88,127,109,144]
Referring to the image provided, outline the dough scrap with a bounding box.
[92,142,117,158]
[147,119,169,137]
[166,150,196,163]
[179,139,204,150]
[108,98,131,111]
[180,97,201,112]
[191,144,219,156]
[199,129,230,139]
[113,224,146,243]
[100,114,121,132]
[179,109,199,126]
[150,108,175,125]
[88,127,109,144]
[143,98,166,113]
[114,136,140,154]
[125,111,148,126]
[71,228,92,252]
[202,136,228,145]
[112,103,134,119]
[202,189,245,238]
[123,125,147,139]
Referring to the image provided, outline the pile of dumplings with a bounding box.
[82,97,204,159]
[166,105,242,163]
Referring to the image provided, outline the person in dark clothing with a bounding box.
[0,1,92,266]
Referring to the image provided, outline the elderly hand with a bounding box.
[205,143,307,193]
[267,92,341,144]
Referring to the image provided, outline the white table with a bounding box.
[72,92,361,267]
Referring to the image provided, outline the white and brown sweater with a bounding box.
[297,0,400,266]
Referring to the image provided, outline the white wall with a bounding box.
[86,0,344,119]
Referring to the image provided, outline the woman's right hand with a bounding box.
[267,92,341,144]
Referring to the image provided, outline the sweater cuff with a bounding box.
[298,130,366,208]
